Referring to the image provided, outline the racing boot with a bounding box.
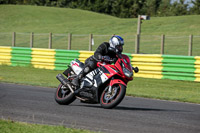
[71,71,84,87]
[71,76,80,87]
[72,66,92,95]
[71,65,91,87]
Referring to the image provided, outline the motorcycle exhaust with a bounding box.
[56,73,68,86]
[56,73,74,93]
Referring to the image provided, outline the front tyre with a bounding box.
[100,84,126,109]
[55,83,76,105]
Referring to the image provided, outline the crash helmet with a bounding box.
[109,35,124,53]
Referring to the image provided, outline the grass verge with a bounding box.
[0,65,200,104]
[0,119,95,133]
[1,5,200,55]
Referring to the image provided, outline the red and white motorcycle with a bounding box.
[55,53,139,109]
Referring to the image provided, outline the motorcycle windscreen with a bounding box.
[121,54,133,71]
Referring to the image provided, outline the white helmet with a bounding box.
[109,35,124,53]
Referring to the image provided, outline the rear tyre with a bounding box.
[100,84,126,109]
[55,83,76,105]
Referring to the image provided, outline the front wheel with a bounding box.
[100,84,126,109]
[55,83,76,105]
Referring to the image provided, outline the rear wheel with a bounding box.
[100,84,126,109]
[55,83,76,105]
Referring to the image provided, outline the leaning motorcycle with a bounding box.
[55,53,139,109]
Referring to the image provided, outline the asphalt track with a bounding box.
[0,83,200,133]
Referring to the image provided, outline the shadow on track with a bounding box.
[72,104,187,112]
[115,106,176,112]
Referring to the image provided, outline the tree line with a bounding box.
[1,0,200,18]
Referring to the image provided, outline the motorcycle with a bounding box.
[55,53,139,109]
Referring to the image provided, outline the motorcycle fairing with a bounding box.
[81,64,120,88]
[121,54,132,72]
[81,67,108,89]
[79,65,118,101]
[109,79,127,87]
[71,59,85,75]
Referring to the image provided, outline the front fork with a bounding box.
[107,77,127,94]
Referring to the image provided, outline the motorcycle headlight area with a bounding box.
[123,68,133,78]
[122,63,133,78]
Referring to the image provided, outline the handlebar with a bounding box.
[103,58,115,63]
[93,55,116,63]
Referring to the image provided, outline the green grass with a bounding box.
[0,5,200,55]
[0,119,96,133]
[1,5,200,132]
[0,65,62,87]
[0,65,199,104]
[127,77,200,103]
[1,5,200,35]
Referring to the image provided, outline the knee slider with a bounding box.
[84,66,91,73]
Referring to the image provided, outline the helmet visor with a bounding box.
[116,45,123,53]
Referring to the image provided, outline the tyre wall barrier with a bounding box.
[0,46,80,70]
[0,46,200,82]
[132,54,200,82]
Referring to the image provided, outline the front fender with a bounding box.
[109,79,127,87]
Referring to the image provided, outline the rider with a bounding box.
[71,35,124,93]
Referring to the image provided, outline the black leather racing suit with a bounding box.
[78,42,118,79]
